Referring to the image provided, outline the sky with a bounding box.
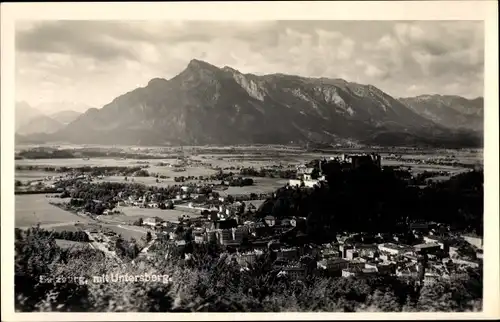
[15,20,484,111]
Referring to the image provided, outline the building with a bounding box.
[347,259,366,270]
[448,246,459,258]
[396,263,421,279]
[194,234,205,244]
[317,258,349,273]
[339,244,353,258]
[143,217,162,227]
[264,216,276,227]
[414,243,441,254]
[237,250,264,267]
[216,226,248,246]
[378,243,410,256]
[321,247,342,259]
[278,264,307,279]
[345,249,359,260]
[232,226,247,244]
[376,262,395,275]
[275,247,300,261]
[462,234,483,249]
[206,230,217,243]
[452,258,481,268]
[423,235,447,251]
[342,268,358,277]
[423,272,440,284]
[342,265,377,278]
[289,165,325,188]
[218,229,234,245]
[476,249,483,260]
[355,244,378,258]
[403,253,419,263]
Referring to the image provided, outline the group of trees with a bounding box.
[239,167,297,179]
[173,175,199,183]
[57,181,187,213]
[15,227,89,242]
[16,148,167,160]
[133,169,150,177]
[15,165,148,177]
[227,177,254,187]
[17,149,75,159]
[114,236,140,260]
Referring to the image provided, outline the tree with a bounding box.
[417,281,452,312]
[365,289,401,312]
[310,167,320,180]
[183,228,193,243]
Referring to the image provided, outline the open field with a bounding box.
[15,170,58,182]
[15,194,93,228]
[101,224,149,241]
[147,165,218,177]
[15,158,167,168]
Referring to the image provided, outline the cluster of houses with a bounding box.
[45,154,482,285]
[315,224,482,284]
[134,190,483,283]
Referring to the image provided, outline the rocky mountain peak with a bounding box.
[186,59,220,71]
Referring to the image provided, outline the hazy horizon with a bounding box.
[16,20,484,112]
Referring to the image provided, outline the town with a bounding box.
[16,152,483,288]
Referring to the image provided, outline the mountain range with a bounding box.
[399,95,483,133]
[16,59,483,148]
[15,102,83,136]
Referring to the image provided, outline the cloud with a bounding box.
[15,20,484,109]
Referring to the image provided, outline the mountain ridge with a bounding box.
[18,59,483,148]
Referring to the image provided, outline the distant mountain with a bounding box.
[16,114,64,136]
[35,101,93,114]
[15,103,83,136]
[15,101,43,130]
[26,59,482,148]
[50,110,82,124]
[399,95,483,132]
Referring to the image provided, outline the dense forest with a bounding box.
[15,227,482,312]
[256,160,483,244]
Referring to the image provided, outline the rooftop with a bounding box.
[379,243,410,250]
[414,242,441,249]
